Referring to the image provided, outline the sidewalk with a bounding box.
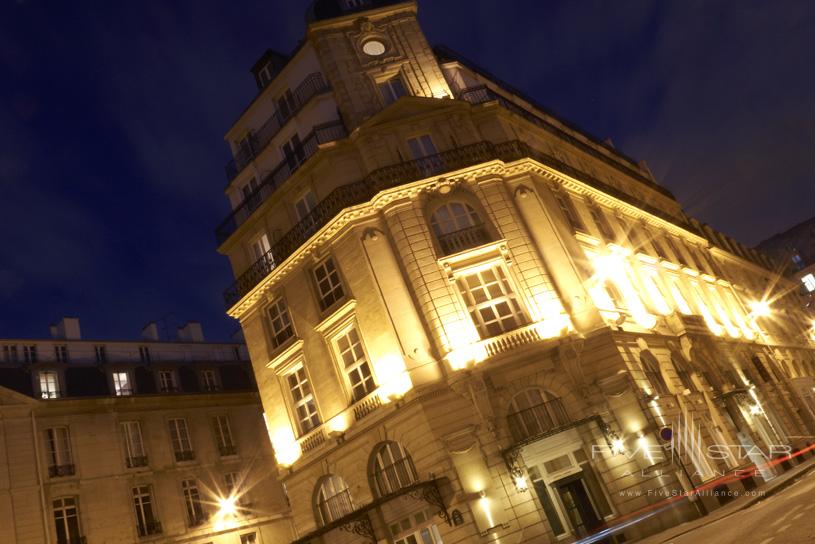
[634,453,815,544]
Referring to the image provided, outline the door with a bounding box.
[556,478,602,538]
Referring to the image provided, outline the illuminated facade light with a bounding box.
[611,438,625,455]
[749,300,772,318]
[802,273,815,293]
[514,475,528,491]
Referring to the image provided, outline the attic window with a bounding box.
[257,64,273,88]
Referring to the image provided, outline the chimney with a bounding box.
[177,321,205,343]
[51,317,81,340]
[141,322,160,341]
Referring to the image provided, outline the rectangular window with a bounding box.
[407,134,438,159]
[52,497,81,544]
[313,257,345,310]
[650,236,669,261]
[39,371,61,399]
[132,486,161,537]
[23,344,37,363]
[213,415,236,456]
[242,177,260,209]
[168,418,194,462]
[225,472,250,506]
[139,346,151,363]
[122,421,147,468]
[457,265,527,339]
[46,427,74,477]
[201,369,219,392]
[589,206,615,242]
[2,345,19,362]
[335,327,376,402]
[268,298,295,348]
[553,190,585,233]
[277,89,297,120]
[665,236,689,267]
[240,534,258,544]
[282,133,306,171]
[112,371,133,396]
[182,479,206,526]
[55,345,69,363]
[250,232,272,262]
[158,370,177,393]
[287,365,320,433]
[294,190,318,222]
[378,75,407,105]
[94,345,106,363]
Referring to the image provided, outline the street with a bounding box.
[650,470,815,544]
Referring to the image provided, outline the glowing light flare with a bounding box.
[611,438,626,455]
[514,475,528,491]
[212,495,240,531]
[749,300,772,318]
[642,272,672,315]
[373,354,412,402]
[270,426,301,467]
[327,412,350,435]
[591,253,656,329]
[749,404,761,415]
[534,313,572,339]
[689,284,724,336]
[668,281,692,315]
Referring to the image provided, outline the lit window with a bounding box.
[335,327,376,402]
[802,273,815,293]
[112,371,133,396]
[122,421,147,468]
[94,345,106,363]
[553,190,585,233]
[240,533,258,544]
[456,265,527,339]
[213,415,236,456]
[378,75,407,106]
[23,344,37,363]
[168,418,194,462]
[54,345,69,363]
[132,486,161,537]
[371,442,418,497]
[182,479,206,526]
[52,497,82,544]
[313,257,345,311]
[158,370,178,393]
[429,202,490,255]
[287,365,321,433]
[507,389,568,442]
[39,371,61,399]
[315,475,353,526]
[201,369,219,392]
[45,427,74,477]
[268,298,295,348]
[250,233,272,263]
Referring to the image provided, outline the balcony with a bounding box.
[126,455,149,468]
[224,72,330,182]
[138,520,162,538]
[436,223,492,255]
[317,489,354,526]
[507,397,570,443]
[174,450,195,462]
[299,426,327,454]
[48,464,75,478]
[353,390,382,422]
[218,444,237,457]
[216,120,348,245]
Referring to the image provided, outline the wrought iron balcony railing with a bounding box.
[222,137,684,308]
[48,464,75,478]
[174,450,195,462]
[436,223,492,255]
[218,444,237,457]
[224,72,330,181]
[507,397,570,444]
[126,455,149,468]
[317,489,354,526]
[372,456,419,497]
[216,120,348,245]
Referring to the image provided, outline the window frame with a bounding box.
[455,262,528,339]
[168,418,194,462]
[212,415,237,457]
[52,496,82,544]
[312,256,347,312]
[181,478,207,526]
[122,420,148,468]
[285,363,321,435]
[132,485,161,537]
[377,74,408,106]
[39,370,62,399]
[267,296,296,350]
[157,369,178,393]
[45,426,74,477]
[112,370,134,396]
[331,325,377,403]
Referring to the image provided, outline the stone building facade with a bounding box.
[0,318,292,544]
[216,1,815,542]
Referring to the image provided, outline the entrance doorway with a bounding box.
[555,475,603,538]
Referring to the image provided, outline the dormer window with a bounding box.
[378,75,407,106]
[39,370,61,399]
[257,64,273,88]
[429,202,491,256]
[158,370,179,393]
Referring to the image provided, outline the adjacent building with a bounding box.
[0,317,293,544]
[215,1,815,543]
[757,216,815,306]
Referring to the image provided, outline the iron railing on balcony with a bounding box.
[174,450,195,462]
[436,223,492,255]
[224,72,331,181]
[222,138,686,307]
[372,456,419,497]
[507,397,570,444]
[218,444,237,457]
[457,85,669,195]
[48,464,75,478]
[126,455,149,468]
[216,120,348,245]
[317,489,354,526]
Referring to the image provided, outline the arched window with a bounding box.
[640,352,668,396]
[506,389,569,442]
[314,475,353,526]
[370,441,418,497]
[429,201,491,255]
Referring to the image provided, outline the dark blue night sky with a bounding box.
[1,0,813,341]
